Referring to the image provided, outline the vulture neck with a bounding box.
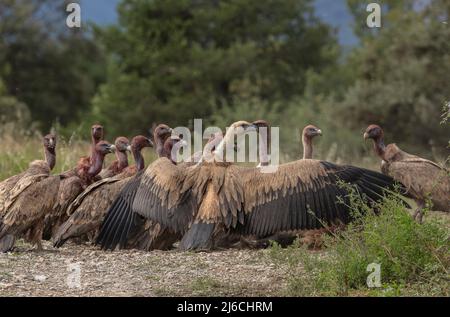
[302,135,313,160]
[162,143,176,164]
[44,147,56,170]
[90,136,102,163]
[372,137,387,160]
[132,147,145,171]
[258,130,270,166]
[155,135,168,158]
[115,151,129,171]
[88,151,106,177]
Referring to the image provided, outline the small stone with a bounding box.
[34,275,47,282]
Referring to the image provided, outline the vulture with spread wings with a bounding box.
[98,121,400,251]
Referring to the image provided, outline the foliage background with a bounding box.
[0,0,449,163]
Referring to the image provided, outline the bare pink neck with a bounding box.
[88,152,106,177]
[90,137,101,163]
[116,151,129,170]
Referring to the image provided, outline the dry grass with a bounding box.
[0,129,158,180]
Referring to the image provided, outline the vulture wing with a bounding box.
[65,175,124,216]
[1,161,50,215]
[384,159,449,211]
[43,175,84,239]
[0,175,60,239]
[0,172,25,216]
[236,159,399,237]
[132,158,195,233]
[96,171,145,250]
[97,158,193,250]
[53,175,129,248]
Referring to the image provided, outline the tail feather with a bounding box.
[179,222,215,251]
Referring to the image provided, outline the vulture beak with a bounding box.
[316,129,322,136]
[147,138,154,147]
[109,144,116,153]
[363,132,369,140]
[126,145,132,152]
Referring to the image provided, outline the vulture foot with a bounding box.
[412,209,424,224]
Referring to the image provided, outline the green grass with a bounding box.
[190,276,225,296]
[268,190,450,297]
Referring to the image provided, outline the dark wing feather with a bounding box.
[131,158,194,233]
[237,159,399,237]
[95,171,143,250]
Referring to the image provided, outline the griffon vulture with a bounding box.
[364,124,449,222]
[97,120,400,251]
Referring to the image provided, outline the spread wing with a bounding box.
[96,171,145,250]
[236,159,399,237]
[132,158,195,233]
[96,158,193,250]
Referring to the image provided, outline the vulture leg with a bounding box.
[412,200,425,224]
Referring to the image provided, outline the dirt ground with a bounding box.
[0,240,291,297]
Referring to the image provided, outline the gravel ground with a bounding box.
[0,241,291,297]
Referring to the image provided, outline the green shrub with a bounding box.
[268,190,449,296]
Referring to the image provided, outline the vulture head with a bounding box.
[43,133,57,152]
[210,121,256,163]
[91,124,104,143]
[302,125,322,139]
[128,135,154,152]
[94,141,115,156]
[364,124,384,141]
[153,124,173,143]
[364,124,387,160]
[112,136,130,153]
[252,120,270,129]
[43,133,57,170]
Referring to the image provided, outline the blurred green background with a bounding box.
[0,0,449,165]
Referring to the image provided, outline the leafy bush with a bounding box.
[268,190,450,296]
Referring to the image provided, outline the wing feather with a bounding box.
[237,159,398,237]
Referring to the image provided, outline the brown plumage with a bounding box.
[96,126,189,251]
[364,124,450,222]
[302,124,322,159]
[53,136,153,248]
[98,136,131,179]
[0,134,59,251]
[97,120,400,251]
[43,140,114,240]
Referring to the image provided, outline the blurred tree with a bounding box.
[92,0,338,136]
[0,0,105,132]
[338,0,450,155]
